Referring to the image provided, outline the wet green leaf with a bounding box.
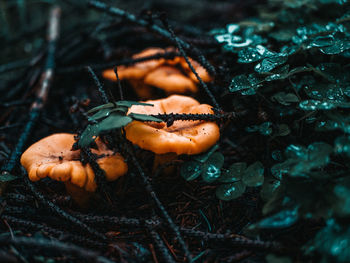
[246,122,273,136]
[181,161,202,181]
[334,136,350,156]
[219,162,247,183]
[316,112,350,133]
[255,54,288,73]
[128,113,163,122]
[261,177,281,201]
[273,142,333,177]
[271,92,299,105]
[319,33,350,55]
[242,161,265,187]
[202,152,224,183]
[299,100,337,110]
[0,173,18,182]
[87,102,115,114]
[276,124,291,136]
[78,124,100,147]
[79,113,134,148]
[229,74,261,95]
[115,101,154,108]
[216,181,246,201]
[238,45,273,63]
[89,107,125,121]
[306,220,350,263]
[193,144,219,163]
[333,182,350,217]
[98,114,133,132]
[253,207,299,229]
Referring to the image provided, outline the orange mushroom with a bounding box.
[20,133,128,204]
[125,95,220,156]
[102,47,212,98]
[143,66,197,94]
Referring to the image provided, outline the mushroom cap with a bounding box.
[143,66,198,94]
[102,47,212,96]
[180,57,212,83]
[20,133,128,192]
[125,95,220,155]
[102,48,166,81]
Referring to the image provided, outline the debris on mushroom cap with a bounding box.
[102,47,212,96]
[125,95,220,155]
[103,47,167,81]
[20,133,128,192]
[181,58,212,83]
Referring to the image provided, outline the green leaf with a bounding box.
[115,101,154,107]
[253,207,299,229]
[0,173,18,182]
[246,122,273,136]
[316,112,350,134]
[181,161,202,181]
[238,45,274,63]
[98,113,133,132]
[271,92,299,105]
[216,181,246,201]
[78,124,100,147]
[89,107,126,121]
[193,144,219,163]
[87,102,115,114]
[319,33,350,55]
[276,124,291,136]
[87,101,153,115]
[128,113,163,122]
[255,54,288,73]
[242,161,265,187]
[229,74,261,95]
[202,152,224,183]
[333,182,350,217]
[219,162,247,183]
[306,220,350,263]
[334,136,350,157]
[273,142,333,177]
[260,177,281,202]
[299,100,340,110]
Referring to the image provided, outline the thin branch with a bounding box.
[58,50,179,73]
[1,6,61,178]
[87,66,109,104]
[0,236,113,263]
[113,67,124,100]
[87,0,216,76]
[24,173,107,242]
[160,16,221,110]
[150,112,238,127]
[124,143,193,262]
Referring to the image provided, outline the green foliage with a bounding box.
[0,172,18,182]
[305,219,350,263]
[79,101,162,147]
[181,147,266,201]
[212,0,350,261]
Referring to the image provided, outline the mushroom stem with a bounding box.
[153,153,178,174]
[64,182,93,208]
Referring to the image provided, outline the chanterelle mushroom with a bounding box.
[125,95,220,155]
[102,47,212,98]
[20,133,128,192]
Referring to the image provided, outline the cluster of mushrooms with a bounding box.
[21,47,219,204]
